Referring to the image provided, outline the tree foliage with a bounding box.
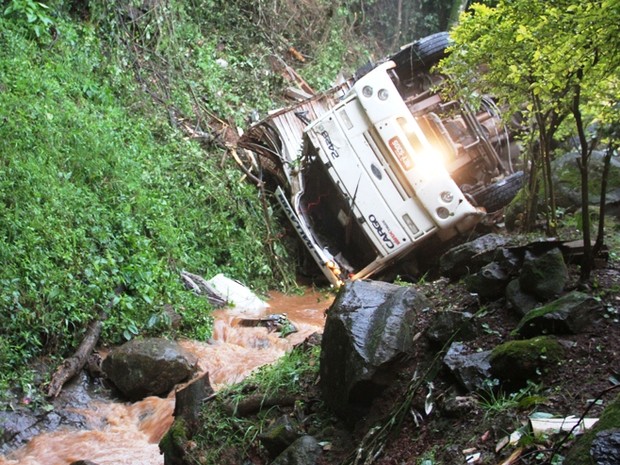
[440,0,620,277]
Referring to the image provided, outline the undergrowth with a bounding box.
[192,345,322,463]
[0,0,370,397]
[0,13,284,394]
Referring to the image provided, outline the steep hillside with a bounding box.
[0,0,374,394]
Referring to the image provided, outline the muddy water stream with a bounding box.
[0,290,332,465]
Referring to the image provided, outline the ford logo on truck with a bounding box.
[369,214,395,249]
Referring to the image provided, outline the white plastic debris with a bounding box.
[205,273,269,315]
[529,416,599,435]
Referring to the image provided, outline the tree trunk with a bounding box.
[533,95,557,236]
[392,0,404,51]
[594,142,615,255]
[46,311,107,398]
[571,70,592,282]
[448,0,470,26]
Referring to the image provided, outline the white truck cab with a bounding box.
[239,33,521,286]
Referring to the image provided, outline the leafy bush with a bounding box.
[0,18,281,390]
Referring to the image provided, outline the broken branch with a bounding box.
[46,311,108,398]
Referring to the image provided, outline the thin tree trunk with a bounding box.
[392,0,403,50]
[448,0,470,26]
[594,142,614,255]
[533,95,557,235]
[571,70,592,281]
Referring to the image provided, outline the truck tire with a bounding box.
[391,32,451,77]
[472,171,524,213]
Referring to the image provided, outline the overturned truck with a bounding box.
[238,32,522,286]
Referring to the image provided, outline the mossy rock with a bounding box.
[513,291,602,337]
[519,248,568,300]
[489,336,564,388]
[564,393,620,464]
[159,418,189,465]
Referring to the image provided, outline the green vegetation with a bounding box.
[477,379,545,418]
[0,0,371,395]
[439,0,620,279]
[0,15,278,391]
[192,345,322,463]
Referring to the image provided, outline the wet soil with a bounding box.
[350,265,620,465]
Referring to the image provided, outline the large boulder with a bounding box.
[565,393,620,464]
[489,336,564,389]
[426,311,478,346]
[439,233,512,278]
[102,338,197,401]
[259,415,303,458]
[443,342,492,392]
[464,262,511,300]
[519,248,568,300]
[505,278,541,317]
[160,373,214,465]
[320,280,430,419]
[591,429,620,465]
[513,291,603,337]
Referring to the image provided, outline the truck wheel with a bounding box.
[472,171,524,213]
[392,32,452,77]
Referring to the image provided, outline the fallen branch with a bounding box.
[180,270,227,307]
[46,311,108,398]
[224,393,297,417]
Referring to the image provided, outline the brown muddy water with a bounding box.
[0,290,332,465]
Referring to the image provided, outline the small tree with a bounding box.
[439,0,620,280]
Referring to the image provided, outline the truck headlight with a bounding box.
[378,89,389,101]
[362,86,373,97]
[440,191,454,203]
[436,207,451,219]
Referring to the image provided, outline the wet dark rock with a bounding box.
[489,336,564,389]
[519,248,568,300]
[426,311,478,346]
[591,429,620,465]
[161,374,214,465]
[0,409,40,453]
[102,338,197,401]
[513,291,603,337]
[494,247,522,274]
[0,371,95,454]
[505,278,540,317]
[320,280,430,419]
[439,233,512,278]
[160,417,191,465]
[270,435,322,465]
[259,415,303,457]
[464,262,510,299]
[442,342,492,392]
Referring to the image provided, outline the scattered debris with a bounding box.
[205,273,269,315]
[529,415,599,435]
[236,314,298,337]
